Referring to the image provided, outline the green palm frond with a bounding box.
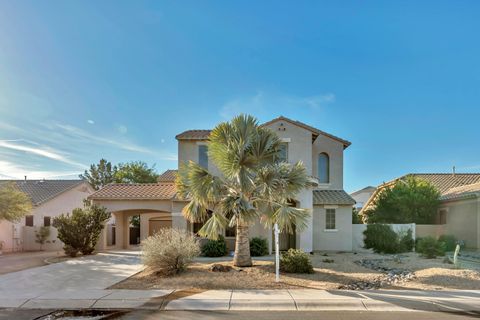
[182,200,209,223]
[272,205,310,234]
[198,211,228,240]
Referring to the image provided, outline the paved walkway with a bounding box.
[1,250,480,312]
[0,251,64,275]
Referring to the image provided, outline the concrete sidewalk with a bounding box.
[2,289,480,313]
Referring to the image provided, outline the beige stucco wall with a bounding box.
[263,120,313,175]
[416,224,446,239]
[178,140,221,176]
[0,182,93,253]
[312,205,353,251]
[442,199,479,249]
[312,135,344,190]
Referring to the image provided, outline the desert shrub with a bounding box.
[363,224,399,254]
[363,224,414,254]
[438,235,458,252]
[280,249,314,274]
[250,237,269,256]
[201,235,228,257]
[416,236,445,258]
[142,228,200,274]
[399,229,415,252]
[53,204,110,257]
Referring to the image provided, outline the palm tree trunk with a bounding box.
[233,220,252,267]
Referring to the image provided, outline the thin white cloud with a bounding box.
[55,123,177,160]
[0,160,81,179]
[87,120,95,125]
[0,139,86,168]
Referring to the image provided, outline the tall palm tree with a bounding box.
[176,114,310,267]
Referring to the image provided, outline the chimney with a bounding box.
[452,166,456,176]
[24,175,27,181]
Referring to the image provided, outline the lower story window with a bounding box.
[25,215,34,227]
[44,216,51,227]
[325,209,336,230]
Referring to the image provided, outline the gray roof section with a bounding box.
[313,189,356,206]
[0,180,86,206]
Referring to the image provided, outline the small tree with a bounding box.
[0,182,32,222]
[115,161,158,183]
[363,176,440,224]
[35,226,50,250]
[53,204,110,257]
[79,159,117,190]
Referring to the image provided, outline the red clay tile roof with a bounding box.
[88,183,176,200]
[175,130,212,140]
[175,116,351,148]
[158,169,178,182]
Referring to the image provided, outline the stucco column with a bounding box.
[112,212,125,250]
[172,212,187,230]
[297,189,313,253]
[140,214,149,241]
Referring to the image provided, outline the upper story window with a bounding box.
[318,152,330,183]
[276,143,288,162]
[198,145,208,168]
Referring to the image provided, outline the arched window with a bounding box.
[318,153,330,183]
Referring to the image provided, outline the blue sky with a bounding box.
[0,1,479,192]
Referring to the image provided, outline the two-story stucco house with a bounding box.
[91,116,355,252]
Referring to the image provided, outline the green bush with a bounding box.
[201,235,228,257]
[399,229,415,252]
[363,224,399,254]
[53,204,110,257]
[280,249,314,274]
[250,237,269,256]
[438,235,458,252]
[416,236,445,258]
[363,224,414,254]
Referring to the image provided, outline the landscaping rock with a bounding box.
[210,264,233,272]
[339,258,416,290]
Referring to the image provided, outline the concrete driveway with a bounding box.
[0,251,64,275]
[0,250,143,302]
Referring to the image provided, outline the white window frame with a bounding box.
[324,208,337,232]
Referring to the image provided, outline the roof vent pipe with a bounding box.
[452,166,456,176]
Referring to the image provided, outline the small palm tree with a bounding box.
[176,114,310,267]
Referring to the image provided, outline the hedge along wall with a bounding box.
[352,223,416,252]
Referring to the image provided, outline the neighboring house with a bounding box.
[90,116,355,252]
[0,180,94,252]
[361,173,480,249]
[350,186,376,210]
